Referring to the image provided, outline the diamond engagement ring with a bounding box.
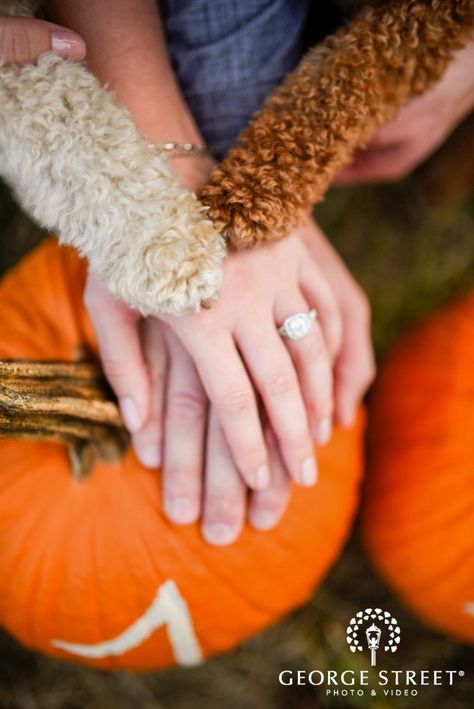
[278,309,317,341]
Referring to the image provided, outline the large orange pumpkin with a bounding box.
[0,240,365,671]
[362,294,474,643]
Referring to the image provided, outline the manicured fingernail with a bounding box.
[166,497,196,525]
[137,444,161,469]
[250,510,277,531]
[300,456,318,486]
[203,523,237,546]
[120,397,143,432]
[255,464,270,490]
[314,418,332,445]
[51,30,86,60]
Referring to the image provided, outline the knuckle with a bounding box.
[217,386,253,418]
[12,25,31,63]
[101,357,127,385]
[164,464,198,492]
[205,493,242,520]
[264,368,297,398]
[194,318,224,341]
[168,389,206,425]
[225,259,250,289]
[0,23,30,63]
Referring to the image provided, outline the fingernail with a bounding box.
[51,30,86,60]
[314,417,332,445]
[120,397,143,433]
[166,497,196,525]
[300,456,318,486]
[250,510,278,531]
[255,464,270,490]
[136,444,161,469]
[203,523,237,546]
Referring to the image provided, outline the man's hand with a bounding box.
[336,40,474,184]
[0,15,85,63]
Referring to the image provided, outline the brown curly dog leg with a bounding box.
[199,0,474,248]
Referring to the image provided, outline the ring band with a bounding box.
[278,309,317,341]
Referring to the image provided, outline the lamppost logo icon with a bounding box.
[346,608,400,666]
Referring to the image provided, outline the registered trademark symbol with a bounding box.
[458,671,465,677]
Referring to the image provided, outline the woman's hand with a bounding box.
[85,216,374,544]
[84,276,292,545]
[156,322,292,543]
[88,233,339,487]
[0,15,85,63]
[157,233,342,492]
[336,39,474,184]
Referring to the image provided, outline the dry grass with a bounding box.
[0,116,473,709]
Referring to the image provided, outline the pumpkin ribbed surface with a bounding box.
[362,294,474,643]
[0,240,364,670]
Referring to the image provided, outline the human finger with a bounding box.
[161,325,208,525]
[0,16,85,63]
[179,330,271,491]
[84,274,150,434]
[201,408,246,546]
[130,318,167,468]
[248,424,292,530]
[274,294,334,446]
[235,317,317,486]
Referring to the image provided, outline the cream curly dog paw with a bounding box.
[0,5,225,315]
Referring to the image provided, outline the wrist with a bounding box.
[167,154,216,191]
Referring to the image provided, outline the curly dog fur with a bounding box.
[199,0,474,248]
[0,1,225,316]
[1,0,473,315]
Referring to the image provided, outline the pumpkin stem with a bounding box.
[0,360,128,477]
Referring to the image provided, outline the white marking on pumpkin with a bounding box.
[464,602,474,616]
[51,579,203,666]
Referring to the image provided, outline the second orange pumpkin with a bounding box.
[362,294,474,644]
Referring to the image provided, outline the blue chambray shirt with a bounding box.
[159,0,312,159]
